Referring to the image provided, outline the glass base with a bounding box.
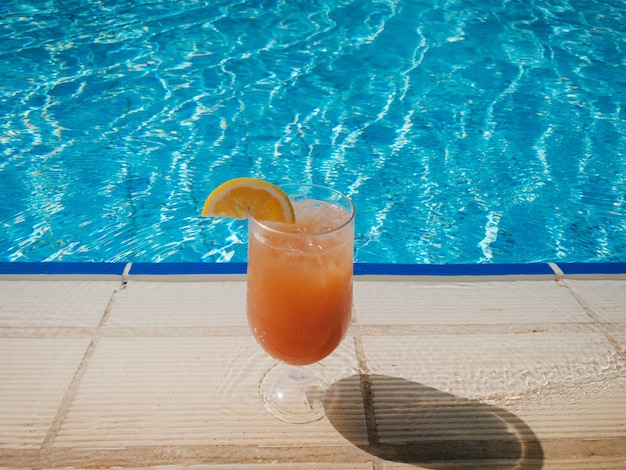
[259,362,336,424]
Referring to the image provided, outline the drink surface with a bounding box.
[247,199,354,365]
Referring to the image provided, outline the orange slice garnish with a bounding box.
[201,177,295,223]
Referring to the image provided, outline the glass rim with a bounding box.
[248,183,355,237]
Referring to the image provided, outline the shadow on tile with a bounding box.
[326,374,544,469]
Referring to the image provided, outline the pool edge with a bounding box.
[0,262,625,281]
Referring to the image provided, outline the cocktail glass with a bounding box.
[247,183,355,424]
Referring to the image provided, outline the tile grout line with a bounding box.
[352,334,387,470]
[352,335,379,447]
[37,277,126,466]
[351,299,380,451]
[561,279,626,362]
[548,262,564,281]
[122,262,132,284]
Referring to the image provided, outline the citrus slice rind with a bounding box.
[201,177,295,223]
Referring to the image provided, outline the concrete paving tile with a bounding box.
[0,338,90,449]
[44,465,375,469]
[382,463,535,469]
[360,333,621,400]
[366,375,626,464]
[4,276,624,469]
[107,281,248,327]
[0,281,118,327]
[354,280,589,325]
[508,374,626,438]
[382,460,626,469]
[564,280,626,324]
[359,335,626,468]
[55,336,363,448]
[541,459,626,469]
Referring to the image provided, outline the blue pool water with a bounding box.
[1,0,625,264]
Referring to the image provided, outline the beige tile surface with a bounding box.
[354,280,591,325]
[383,459,626,469]
[0,338,91,449]
[360,332,621,400]
[0,280,118,327]
[612,332,626,356]
[55,337,363,448]
[1,276,625,469]
[41,465,375,470]
[107,281,248,327]
[564,279,626,324]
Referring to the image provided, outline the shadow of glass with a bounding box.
[325,374,544,469]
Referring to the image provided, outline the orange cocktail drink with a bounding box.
[247,183,355,423]
[248,198,354,365]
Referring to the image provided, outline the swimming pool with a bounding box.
[1,0,625,264]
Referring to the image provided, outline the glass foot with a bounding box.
[259,362,336,424]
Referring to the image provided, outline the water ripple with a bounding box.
[1,0,625,263]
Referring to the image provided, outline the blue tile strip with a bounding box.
[556,262,626,275]
[129,262,247,275]
[353,263,554,276]
[0,262,624,277]
[0,262,126,275]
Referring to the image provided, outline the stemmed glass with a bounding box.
[247,184,355,423]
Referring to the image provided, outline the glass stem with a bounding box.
[289,365,307,381]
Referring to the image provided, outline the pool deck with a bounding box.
[1,262,625,469]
